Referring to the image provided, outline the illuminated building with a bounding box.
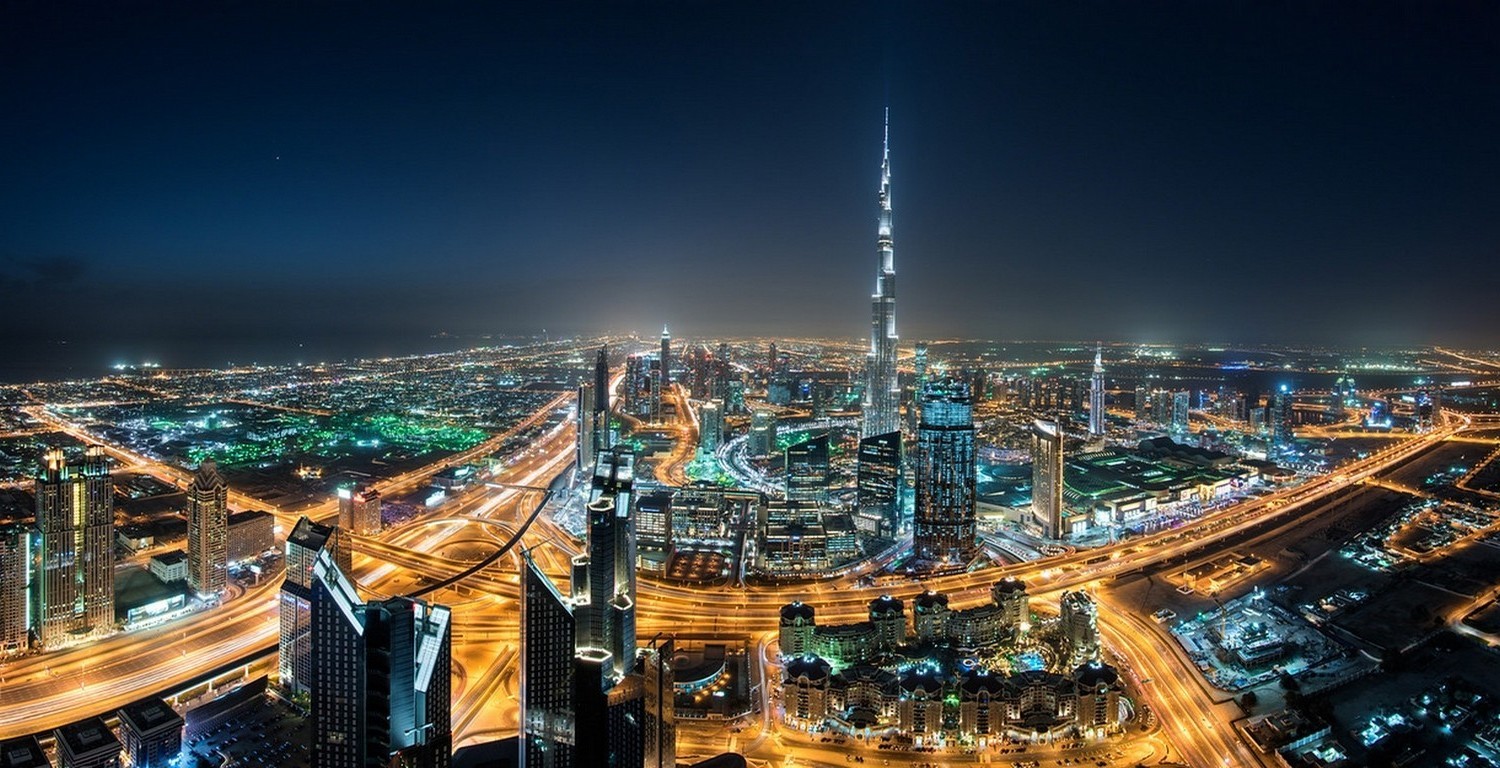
[639,636,675,768]
[579,446,637,680]
[1030,420,1065,540]
[659,326,672,387]
[913,341,928,388]
[896,672,944,737]
[521,552,576,767]
[54,716,122,768]
[1088,345,1106,437]
[624,354,651,418]
[864,110,901,439]
[959,671,1008,738]
[868,595,906,650]
[577,382,598,472]
[281,516,351,698]
[1059,590,1100,666]
[698,400,723,454]
[828,665,899,726]
[856,431,902,534]
[785,432,830,503]
[635,490,672,572]
[712,342,732,400]
[32,447,114,649]
[912,590,950,643]
[781,656,832,728]
[311,548,452,768]
[748,409,775,457]
[117,697,183,768]
[992,577,1029,633]
[1170,390,1191,433]
[1270,384,1294,458]
[913,378,977,563]
[1073,662,1125,732]
[767,341,779,374]
[1133,385,1150,423]
[0,524,29,655]
[185,461,228,600]
[778,602,816,657]
[1416,388,1438,430]
[226,509,273,563]
[337,481,381,536]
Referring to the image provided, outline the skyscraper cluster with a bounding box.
[521,446,674,768]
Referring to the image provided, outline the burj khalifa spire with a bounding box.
[864,109,900,438]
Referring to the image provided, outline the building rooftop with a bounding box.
[227,509,272,526]
[150,550,186,566]
[119,696,184,735]
[0,735,50,768]
[54,716,121,759]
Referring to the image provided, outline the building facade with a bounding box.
[32,447,114,649]
[186,460,229,599]
[913,379,977,563]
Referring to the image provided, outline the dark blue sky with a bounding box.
[4,1,1499,365]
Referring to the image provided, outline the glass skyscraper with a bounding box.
[913,379,976,563]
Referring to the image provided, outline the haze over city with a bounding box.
[5,2,1500,379]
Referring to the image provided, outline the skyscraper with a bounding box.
[186,460,229,599]
[592,347,613,457]
[337,482,381,536]
[577,382,598,473]
[913,379,976,564]
[857,431,902,534]
[280,516,351,698]
[640,636,675,768]
[863,110,900,439]
[1170,390,1191,434]
[1031,420,1065,540]
[659,326,672,389]
[32,447,114,648]
[579,447,637,681]
[311,549,452,768]
[749,409,776,457]
[784,433,830,504]
[698,400,723,454]
[1088,345,1106,437]
[0,524,30,655]
[522,552,577,768]
[1271,384,1295,457]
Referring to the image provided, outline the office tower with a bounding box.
[0,524,29,655]
[1031,420,1065,540]
[1170,391,1191,434]
[649,357,664,422]
[336,482,381,537]
[522,552,577,768]
[785,433,830,503]
[32,447,113,649]
[857,431,902,533]
[767,341,779,374]
[312,549,452,768]
[1270,384,1294,457]
[53,717,122,768]
[117,697,184,768]
[863,109,900,439]
[698,400,723,454]
[186,460,229,599]
[577,382,598,473]
[1088,345,1106,437]
[913,342,928,389]
[579,447,637,681]
[640,637,675,768]
[913,379,976,563]
[280,516,351,698]
[624,354,649,418]
[749,409,776,457]
[592,347,613,455]
[1059,590,1100,665]
[713,343,731,400]
[1133,385,1150,423]
[635,490,672,572]
[659,326,672,387]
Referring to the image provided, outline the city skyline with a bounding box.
[5,3,1500,373]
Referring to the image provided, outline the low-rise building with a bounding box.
[53,717,121,768]
[781,656,832,728]
[148,551,187,584]
[117,697,184,768]
[226,510,274,564]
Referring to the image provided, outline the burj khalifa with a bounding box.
[863,109,900,438]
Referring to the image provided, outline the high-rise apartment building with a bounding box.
[785,433,830,504]
[1059,590,1100,666]
[0,524,30,655]
[311,549,451,768]
[1031,420,1065,540]
[1088,345,1106,437]
[337,482,381,537]
[698,400,723,454]
[913,379,976,563]
[32,447,114,649]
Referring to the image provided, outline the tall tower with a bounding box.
[1031,420,1065,539]
[186,460,229,599]
[579,447,637,681]
[592,346,611,456]
[0,524,31,655]
[864,109,900,438]
[659,327,672,390]
[1088,345,1106,437]
[32,447,114,648]
[913,379,976,564]
[280,515,351,698]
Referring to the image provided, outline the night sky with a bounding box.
[4,2,1500,370]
